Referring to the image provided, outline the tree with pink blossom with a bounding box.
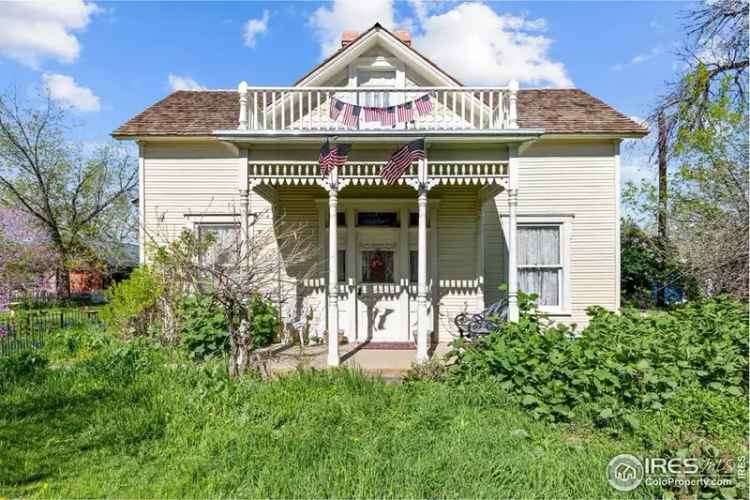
[0,90,137,297]
[0,207,58,310]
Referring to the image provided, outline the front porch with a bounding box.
[237,148,524,368]
[266,342,454,378]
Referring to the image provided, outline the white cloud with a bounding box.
[168,73,205,91]
[243,10,270,48]
[0,1,100,68]
[610,45,663,71]
[310,0,398,57]
[413,3,572,87]
[308,1,571,87]
[631,46,662,64]
[42,73,100,112]
[649,19,664,31]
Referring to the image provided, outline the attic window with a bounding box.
[358,70,396,107]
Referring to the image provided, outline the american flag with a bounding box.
[415,94,433,115]
[397,101,414,122]
[364,107,380,122]
[319,140,352,176]
[379,138,425,184]
[378,106,395,127]
[341,103,361,128]
[329,98,345,121]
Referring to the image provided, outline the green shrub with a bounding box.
[177,294,279,359]
[448,295,749,431]
[0,350,48,387]
[249,294,279,348]
[101,266,161,337]
[177,295,228,360]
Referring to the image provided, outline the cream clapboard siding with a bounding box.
[431,186,481,341]
[142,139,619,339]
[142,142,242,244]
[484,140,619,328]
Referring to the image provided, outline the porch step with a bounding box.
[359,341,416,350]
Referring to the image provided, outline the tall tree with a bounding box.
[652,0,748,137]
[626,0,749,301]
[0,91,137,297]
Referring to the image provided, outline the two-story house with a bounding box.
[113,24,647,366]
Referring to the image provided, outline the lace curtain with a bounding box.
[518,226,560,306]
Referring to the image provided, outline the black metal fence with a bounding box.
[0,309,100,355]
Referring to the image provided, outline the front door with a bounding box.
[356,228,402,341]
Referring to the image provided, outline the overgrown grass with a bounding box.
[0,328,670,498]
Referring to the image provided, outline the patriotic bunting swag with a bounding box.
[328,93,434,128]
[319,139,352,176]
[380,138,425,184]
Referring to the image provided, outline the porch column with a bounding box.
[507,144,520,322]
[327,173,340,367]
[416,158,429,363]
[238,148,250,270]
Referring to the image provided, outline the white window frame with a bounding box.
[188,218,241,268]
[504,215,572,316]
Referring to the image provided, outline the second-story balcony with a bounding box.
[234,83,521,135]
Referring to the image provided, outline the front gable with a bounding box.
[295,24,462,89]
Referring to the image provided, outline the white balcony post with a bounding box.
[508,80,519,129]
[507,144,520,321]
[238,81,248,130]
[238,148,250,273]
[327,167,340,367]
[416,157,429,363]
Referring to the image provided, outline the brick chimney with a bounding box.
[394,31,411,46]
[341,30,412,48]
[341,31,359,48]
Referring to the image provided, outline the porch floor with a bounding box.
[265,342,452,378]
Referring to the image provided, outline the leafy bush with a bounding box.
[0,350,48,387]
[448,295,749,430]
[177,294,278,359]
[249,294,279,348]
[177,295,228,360]
[101,266,161,337]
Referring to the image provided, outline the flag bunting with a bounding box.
[328,93,434,128]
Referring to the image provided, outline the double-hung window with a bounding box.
[196,223,240,268]
[518,224,564,307]
[358,69,396,108]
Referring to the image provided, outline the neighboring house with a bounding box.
[0,207,138,302]
[113,24,647,365]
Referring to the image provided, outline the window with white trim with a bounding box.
[358,69,396,107]
[196,223,240,268]
[518,224,563,307]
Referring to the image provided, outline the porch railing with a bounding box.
[237,83,519,133]
[247,160,509,187]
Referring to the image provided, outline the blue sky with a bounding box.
[0,1,693,185]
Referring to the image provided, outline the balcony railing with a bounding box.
[236,83,519,133]
[247,160,509,187]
